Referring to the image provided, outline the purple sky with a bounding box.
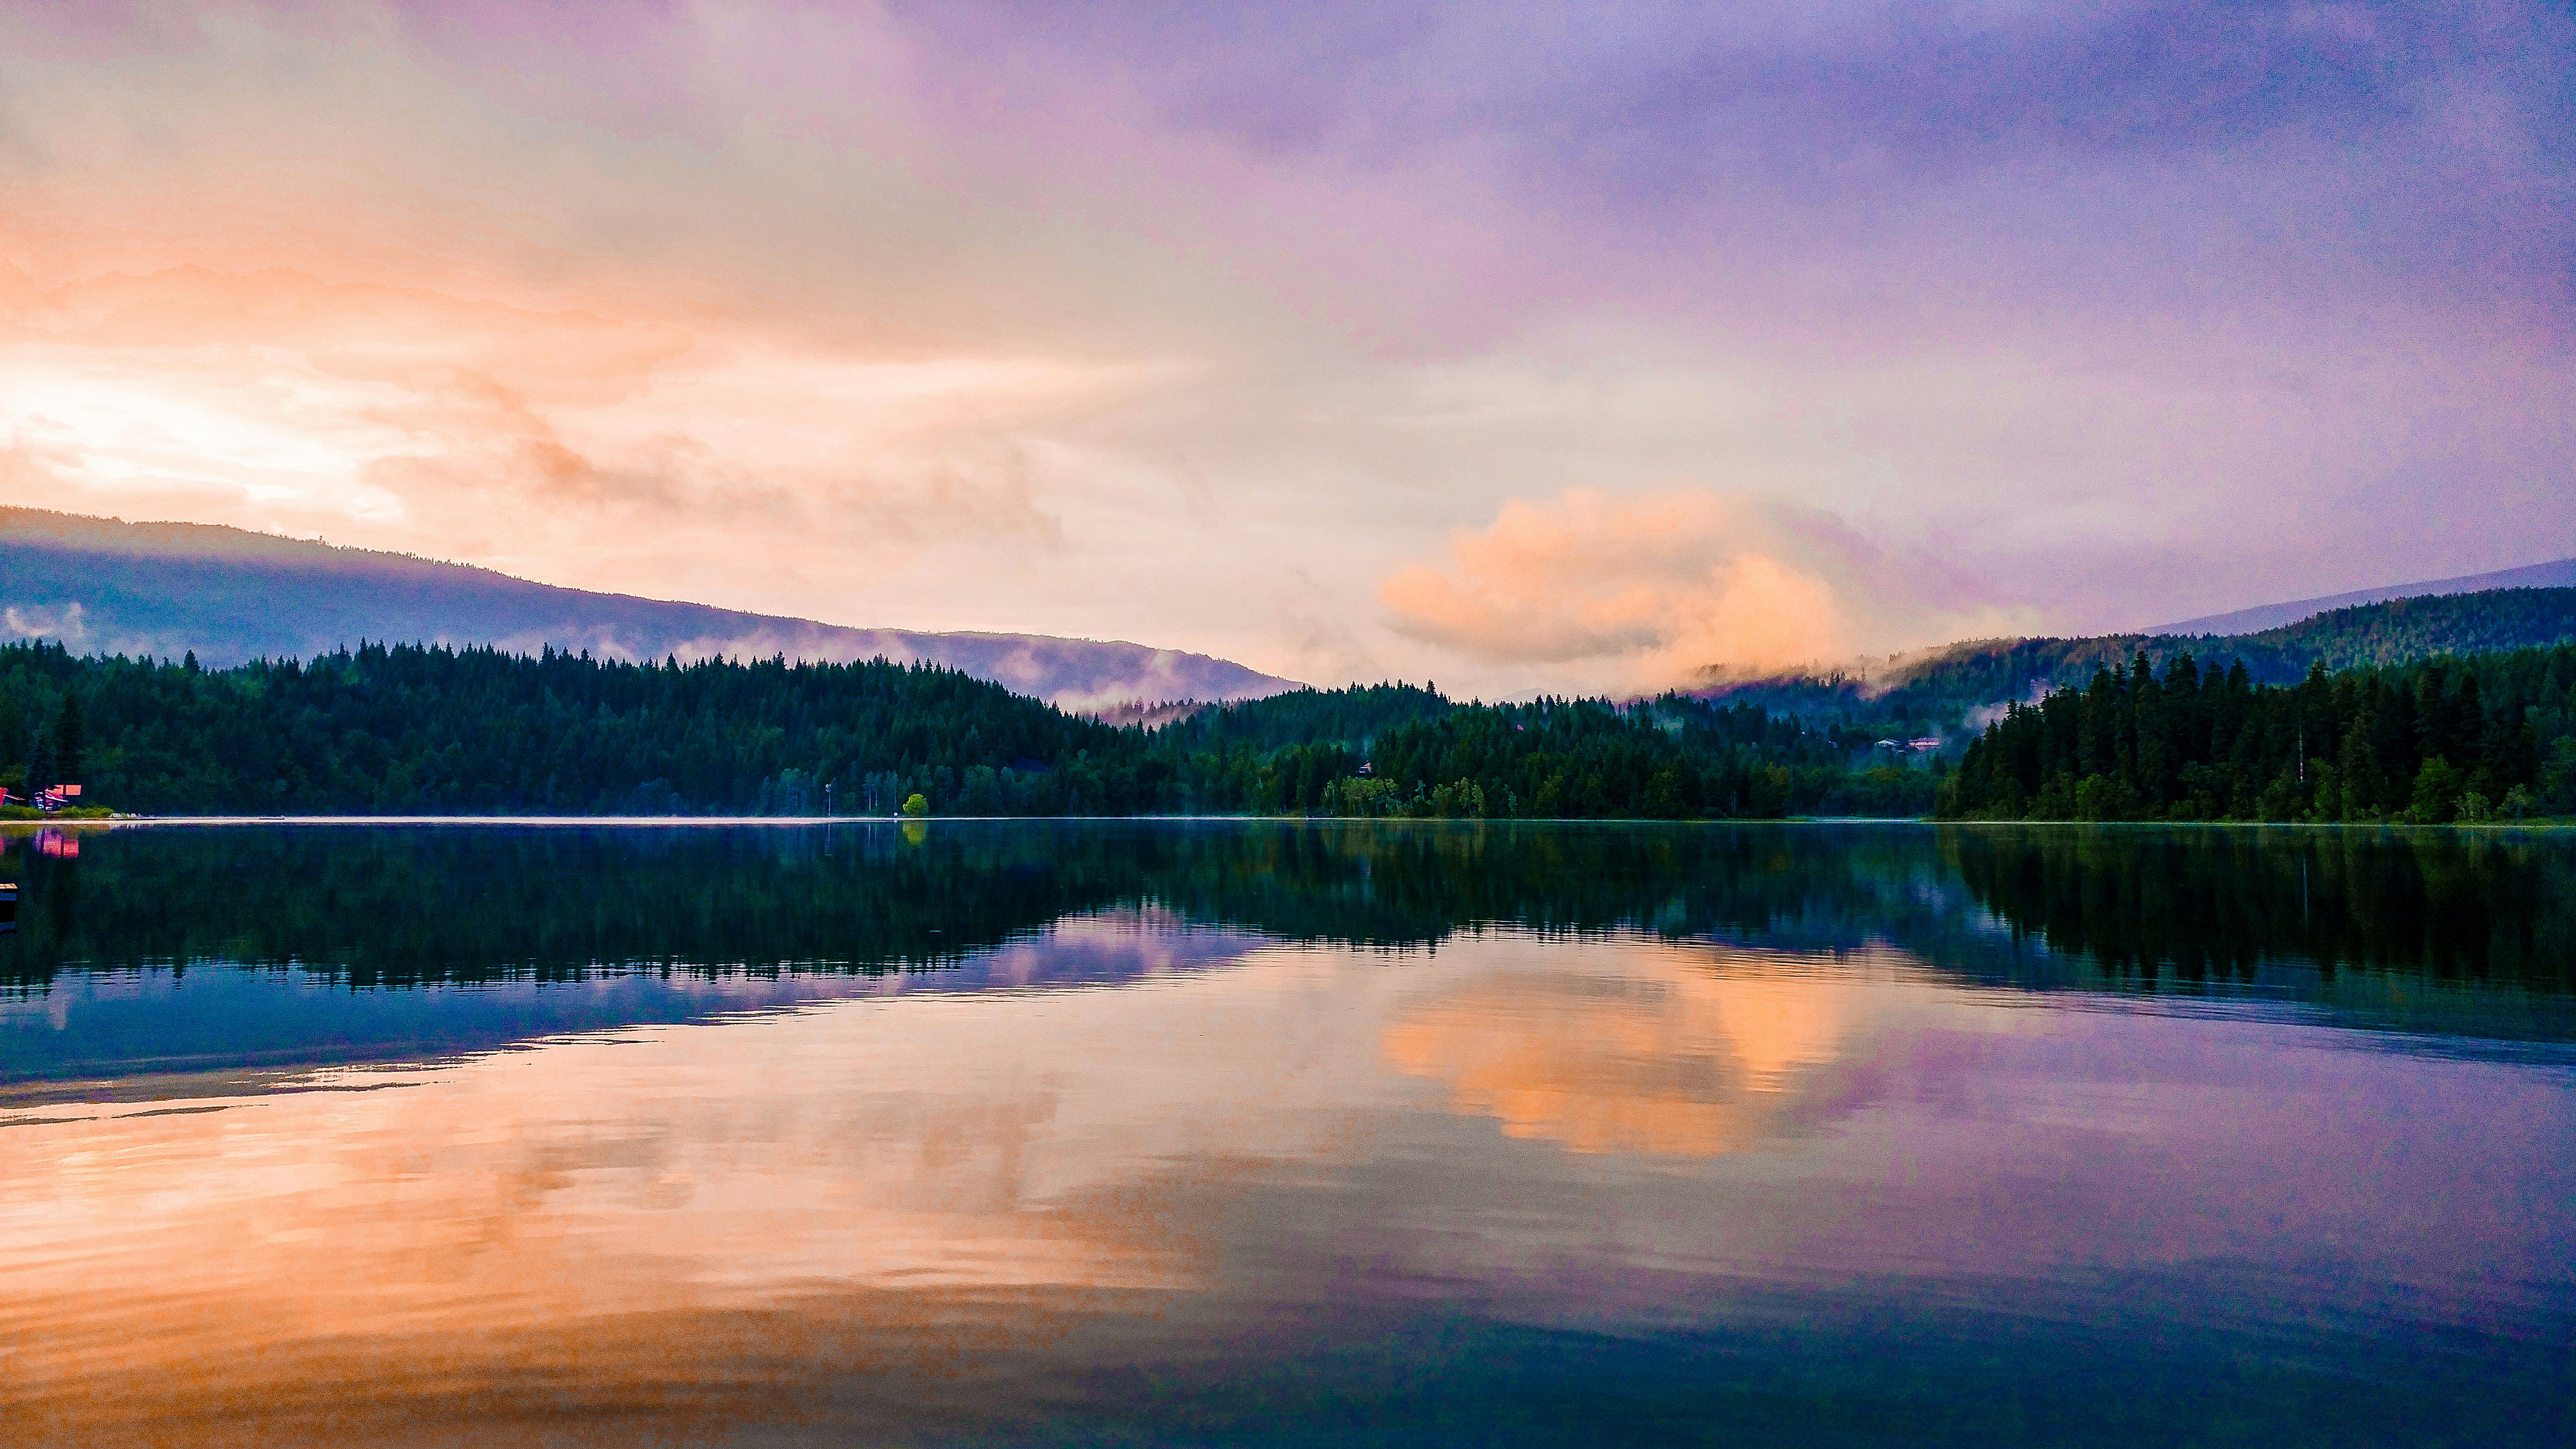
[2,1,2569,692]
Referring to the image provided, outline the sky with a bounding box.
[2,1,2571,697]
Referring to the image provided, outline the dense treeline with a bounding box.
[0,641,1149,816]
[2240,587,2576,671]
[1939,644,2576,822]
[1322,694,1933,819]
[1156,683,1455,753]
[0,640,1940,818]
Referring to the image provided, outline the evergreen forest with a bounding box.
[18,625,2576,825]
[1938,643,2576,822]
[0,641,1942,819]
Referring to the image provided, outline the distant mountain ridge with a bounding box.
[1698,585,2576,738]
[2150,557,2576,636]
[0,508,1298,711]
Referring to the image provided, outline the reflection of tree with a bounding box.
[1938,826,2576,990]
[0,822,1957,990]
[6,822,2575,1007]
[1141,822,1951,949]
[0,825,1119,989]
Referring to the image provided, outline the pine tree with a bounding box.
[0,692,23,788]
[53,691,85,783]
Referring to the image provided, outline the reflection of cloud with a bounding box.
[0,953,1382,1435]
[1380,486,2016,692]
[1382,959,1857,1157]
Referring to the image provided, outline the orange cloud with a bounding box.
[1381,486,2014,692]
[0,262,1110,589]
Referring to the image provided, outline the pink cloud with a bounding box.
[1383,487,2023,692]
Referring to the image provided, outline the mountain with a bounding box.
[2232,587,2576,670]
[2150,557,2576,636]
[1698,586,2576,737]
[0,507,1297,711]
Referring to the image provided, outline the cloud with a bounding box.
[1380,486,2013,692]
[0,263,1088,587]
[0,1,2571,687]
[3,600,93,646]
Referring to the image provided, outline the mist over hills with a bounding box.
[0,508,1297,711]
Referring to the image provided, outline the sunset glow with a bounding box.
[5,2,2571,691]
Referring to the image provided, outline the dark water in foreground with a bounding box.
[2,820,2573,1447]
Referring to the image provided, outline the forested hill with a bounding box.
[1703,586,2576,738]
[0,642,1944,819]
[1151,684,1455,752]
[2238,587,2576,669]
[1938,643,2576,822]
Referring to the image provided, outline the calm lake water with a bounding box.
[3,820,2573,1446]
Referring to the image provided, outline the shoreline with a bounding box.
[5,814,2571,832]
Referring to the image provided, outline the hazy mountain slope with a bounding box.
[0,508,1297,709]
[1700,586,2576,734]
[2151,557,2576,635]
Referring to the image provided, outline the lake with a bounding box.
[3,820,2573,1446]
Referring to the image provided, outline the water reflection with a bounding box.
[1939,826,2576,985]
[7,913,2573,1445]
[1,944,1377,1439]
[7,821,2573,1090]
[4,822,2576,1444]
[7,819,2572,990]
[1383,948,1868,1157]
